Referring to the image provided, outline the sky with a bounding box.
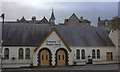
[1,0,119,26]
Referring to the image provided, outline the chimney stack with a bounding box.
[98,16,101,27]
[32,16,36,24]
[17,19,19,23]
[80,17,83,19]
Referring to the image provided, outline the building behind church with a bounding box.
[97,1,120,32]
[118,1,120,17]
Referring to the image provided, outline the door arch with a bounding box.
[55,48,68,66]
[38,48,52,66]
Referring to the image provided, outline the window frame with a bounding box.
[4,48,9,59]
[71,20,77,24]
[92,49,96,59]
[18,48,24,60]
[97,49,100,59]
[81,49,85,59]
[25,48,30,59]
[76,49,80,59]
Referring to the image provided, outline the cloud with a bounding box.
[2,0,120,2]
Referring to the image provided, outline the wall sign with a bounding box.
[46,40,61,46]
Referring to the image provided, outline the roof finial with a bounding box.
[52,8,53,12]
[49,8,55,25]
[50,8,55,20]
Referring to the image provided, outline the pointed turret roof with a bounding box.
[50,9,55,20]
[69,13,79,20]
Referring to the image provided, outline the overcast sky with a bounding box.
[1,1,119,26]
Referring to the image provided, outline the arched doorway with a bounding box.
[38,48,52,66]
[55,48,68,66]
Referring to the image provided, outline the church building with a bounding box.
[1,10,119,68]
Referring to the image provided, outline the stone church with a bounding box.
[1,10,120,68]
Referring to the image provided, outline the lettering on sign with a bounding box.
[46,40,61,46]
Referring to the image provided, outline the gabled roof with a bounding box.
[69,13,79,21]
[34,27,72,52]
[65,13,91,23]
[19,16,28,23]
[3,23,114,47]
[38,16,49,24]
[80,19,91,23]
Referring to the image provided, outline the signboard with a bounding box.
[46,40,62,47]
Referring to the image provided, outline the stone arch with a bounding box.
[55,48,69,66]
[38,48,52,66]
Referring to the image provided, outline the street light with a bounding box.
[0,13,5,25]
[0,13,5,72]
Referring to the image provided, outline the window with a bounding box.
[71,20,76,23]
[97,49,100,59]
[92,49,96,59]
[63,55,64,60]
[18,48,24,59]
[81,49,85,59]
[59,55,60,60]
[46,55,48,60]
[4,48,9,59]
[42,55,44,60]
[76,49,80,59]
[25,48,30,59]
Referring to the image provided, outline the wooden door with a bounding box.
[57,50,66,66]
[40,50,49,66]
[107,52,113,61]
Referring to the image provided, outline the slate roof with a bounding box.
[3,23,114,46]
[79,19,91,23]
[4,20,42,24]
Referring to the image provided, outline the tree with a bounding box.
[112,16,120,30]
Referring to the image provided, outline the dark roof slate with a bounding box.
[3,23,114,47]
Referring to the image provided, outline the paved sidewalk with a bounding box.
[2,64,119,72]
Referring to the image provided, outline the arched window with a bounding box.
[19,48,23,59]
[25,48,30,59]
[81,49,85,59]
[4,48,9,59]
[76,49,80,59]
[92,49,96,59]
[97,49,100,59]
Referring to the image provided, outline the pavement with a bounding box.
[2,64,120,72]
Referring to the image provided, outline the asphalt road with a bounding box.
[2,64,120,72]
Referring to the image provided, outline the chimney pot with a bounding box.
[32,16,36,23]
[80,17,83,19]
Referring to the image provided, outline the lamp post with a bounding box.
[0,13,5,72]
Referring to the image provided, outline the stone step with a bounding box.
[2,64,30,68]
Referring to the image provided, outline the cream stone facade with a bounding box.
[2,46,34,68]
[33,31,73,66]
[72,46,117,64]
[109,29,120,62]
[1,26,118,68]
